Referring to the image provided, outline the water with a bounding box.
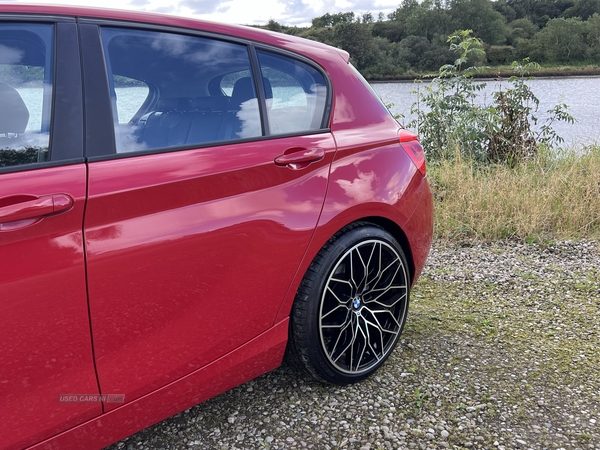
[17,88,44,132]
[371,76,600,148]
[16,78,600,149]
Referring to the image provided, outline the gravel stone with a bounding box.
[107,240,600,450]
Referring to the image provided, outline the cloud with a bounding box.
[151,5,179,14]
[183,0,226,14]
[127,0,152,7]
[0,45,24,65]
[278,0,398,26]
[279,0,317,25]
[19,0,398,27]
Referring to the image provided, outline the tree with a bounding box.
[397,35,434,68]
[265,19,282,32]
[388,0,422,22]
[508,18,539,45]
[450,0,511,45]
[585,13,600,59]
[487,45,515,63]
[507,0,572,25]
[304,26,335,46]
[332,22,379,70]
[362,38,408,78]
[494,1,517,22]
[311,12,355,28]
[371,20,405,42]
[395,35,453,71]
[565,0,600,19]
[509,18,539,38]
[530,17,587,61]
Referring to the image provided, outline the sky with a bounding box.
[10,0,400,27]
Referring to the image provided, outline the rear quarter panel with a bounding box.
[275,61,433,322]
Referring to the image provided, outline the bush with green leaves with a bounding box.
[408,30,575,166]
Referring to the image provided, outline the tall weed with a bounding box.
[430,146,600,240]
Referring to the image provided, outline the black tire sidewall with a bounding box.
[291,224,410,384]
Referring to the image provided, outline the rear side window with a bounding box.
[100,27,260,153]
[257,50,328,135]
[0,23,53,167]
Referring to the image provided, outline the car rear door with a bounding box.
[79,23,335,409]
[0,19,101,449]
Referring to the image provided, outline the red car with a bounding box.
[0,5,432,449]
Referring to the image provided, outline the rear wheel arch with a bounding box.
[356,216,415,285]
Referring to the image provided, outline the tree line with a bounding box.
[256,0,600,79]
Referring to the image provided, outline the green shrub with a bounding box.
[408,31,574,166]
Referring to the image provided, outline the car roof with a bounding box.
[0,3,350,66]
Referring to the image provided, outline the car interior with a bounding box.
[0,26,50,166]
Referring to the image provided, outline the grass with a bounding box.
[404,250,600,446]
[428,145,600,241]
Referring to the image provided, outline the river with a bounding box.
[371,76,600,149]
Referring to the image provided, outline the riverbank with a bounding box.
[368,64,600,82]
[108,239,600,450]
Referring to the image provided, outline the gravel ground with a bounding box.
[109,240,600,450]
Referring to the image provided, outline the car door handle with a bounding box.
[0,194,73,223]
[274,147,325,169]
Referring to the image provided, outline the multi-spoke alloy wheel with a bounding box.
[287,223,410,384]
[320,239,408,375]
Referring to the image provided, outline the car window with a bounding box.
[100,27,260,153]
[256,50,328,135]
[0,23,53,167]
[113,75,149,123]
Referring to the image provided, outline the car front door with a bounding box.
[0,20,101,449]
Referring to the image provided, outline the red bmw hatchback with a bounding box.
[0,5,432,449]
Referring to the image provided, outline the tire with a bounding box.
[287,222,410,384]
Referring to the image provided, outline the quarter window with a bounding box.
[257,50,328,135]
[0,23,53,167]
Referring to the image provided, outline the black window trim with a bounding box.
[77,17,333,162]
[78,22,117,159]
[247,45,270,137]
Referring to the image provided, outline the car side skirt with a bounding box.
[28,318,289,450]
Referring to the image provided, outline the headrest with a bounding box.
[192,96,230,111]
[231,77,273,108]
[158,97,193,111]
[262,77,273,99]
[231,77,256,108]
[0,82,29,134]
